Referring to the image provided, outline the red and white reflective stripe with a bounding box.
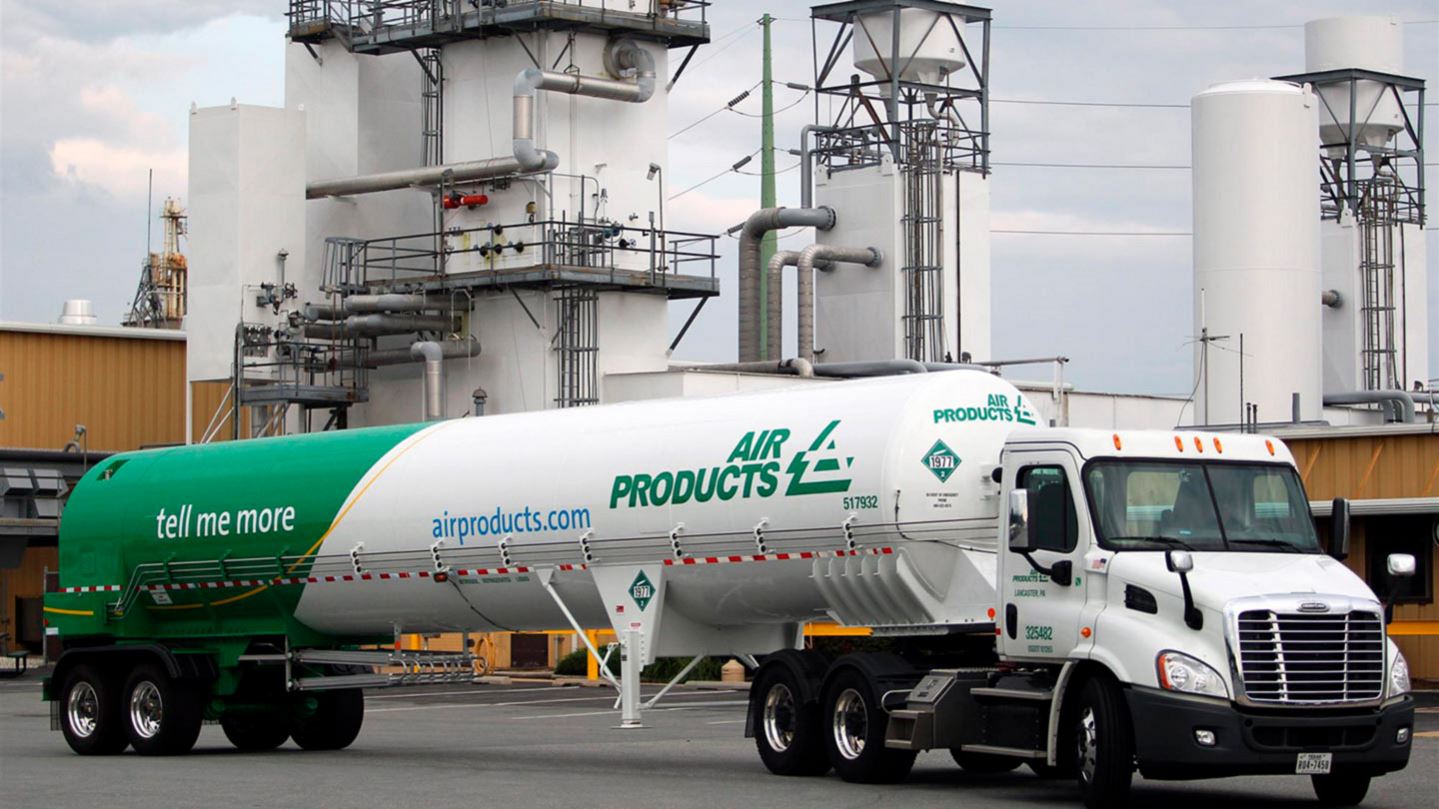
[452,566,532,576]
[663,547,892,567]
[62,549,873,594]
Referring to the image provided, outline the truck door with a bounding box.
[1002,453,1089,661]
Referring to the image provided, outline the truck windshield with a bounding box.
[1084,461,1321,553]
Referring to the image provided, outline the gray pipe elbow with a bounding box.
[410,341,445,363]
[605,39,656,102]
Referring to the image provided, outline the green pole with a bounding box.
[758,13,776,361]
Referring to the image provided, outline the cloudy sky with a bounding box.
[1,0,1435,395]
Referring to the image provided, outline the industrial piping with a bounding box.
[738,207,835,362]
[1324,390,1417,424]
[301,314,452,340]
[363,336,480,368]
[778,244,883,363]
[307,40,654,198]
[411,341,446,421]
[765,251,802,362]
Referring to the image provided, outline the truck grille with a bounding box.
[1235,609,1385,704]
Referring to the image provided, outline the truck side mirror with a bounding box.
[1329,497,1350,562]
[1387,553,1416,578]
[1008,489,1033,553]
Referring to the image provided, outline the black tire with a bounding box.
[122,663,204,756]
[1073,677,1135,809]
[59,664,128,755]
[951,749,1023,773]
[1312,772,1372,807]
[753,665,830,776]
[221,710,290,751]
[290,689,364,751]
[821,667,916,784]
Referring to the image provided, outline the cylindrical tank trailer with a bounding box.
[51,370,1035,642]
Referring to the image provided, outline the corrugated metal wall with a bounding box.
[0,329,186,452]
[1289,432,1439,680]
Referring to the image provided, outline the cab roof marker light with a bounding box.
[1213,437,1223,453]
[1174,435,1184,452]
[1193,436,1204,453]
[1112,433,1122,450]
[1265,439,1276,456]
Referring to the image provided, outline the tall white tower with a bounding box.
[1281,17,1429,398]
[806,2,992,366]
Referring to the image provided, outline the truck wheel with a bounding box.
[1074,677,1134,809]
[221,711,290,751]
[821,668,916,784]
[59,665,127,755]
[951,749,1022,773]
[290,689,364,751]
[123,663,204,755]
[1312,772,1371,806]
[753,666,829,776]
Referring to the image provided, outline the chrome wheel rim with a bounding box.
[129,681,163,739]
[762,683,797,753]
[1078,706,1098,785]
[831,688,868,760]
[67,681,99,739]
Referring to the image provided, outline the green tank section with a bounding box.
[44,422,428,648]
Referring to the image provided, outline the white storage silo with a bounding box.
[1304,17,1404,151]
[1191,81,1321,426]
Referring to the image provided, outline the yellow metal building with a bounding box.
[0,322,186,650]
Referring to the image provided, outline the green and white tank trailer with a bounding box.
[41,370,1416,809]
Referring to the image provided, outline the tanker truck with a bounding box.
[43,370,1414,807]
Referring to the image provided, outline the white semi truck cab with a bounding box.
[798,427,1415,808]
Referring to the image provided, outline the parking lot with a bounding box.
[2,677,1436,808]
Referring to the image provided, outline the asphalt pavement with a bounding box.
[2,676,1436,809]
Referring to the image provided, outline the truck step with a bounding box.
[970,686,1052,702]
[959,743,1047,760]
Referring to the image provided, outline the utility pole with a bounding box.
[758,13,776,360]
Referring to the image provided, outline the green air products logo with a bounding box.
[933,393,1037,426]
[629,570,655,611]
[609,420,853,509]
[922,440,960,483]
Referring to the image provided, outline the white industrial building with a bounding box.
[174,2,1431,442]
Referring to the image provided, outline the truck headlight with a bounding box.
[1157,651,1229,699]
[1390,650,1410,698]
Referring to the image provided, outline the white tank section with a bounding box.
[1191,81,1321,426]
[813,160,990,364]
[295,371,1041,653]
[185,105,307,383]
[1304,17,1404,150]
[852,7,966,90]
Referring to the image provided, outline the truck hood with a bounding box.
[1105,551,1379,612]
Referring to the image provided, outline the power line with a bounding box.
[669,81,761,139]
[668,149,762,201]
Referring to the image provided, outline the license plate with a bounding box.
[1296,753,1332,775]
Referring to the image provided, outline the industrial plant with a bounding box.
[0,2,1435,807]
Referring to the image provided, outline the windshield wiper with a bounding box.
[1225,538,1306,553]
[1109,536,1197,551]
